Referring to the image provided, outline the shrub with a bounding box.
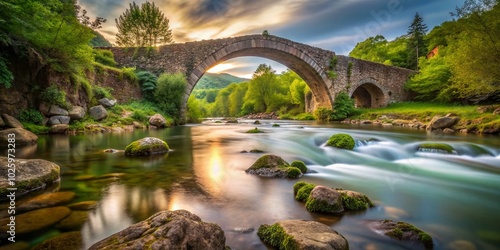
[18,109,45,125]
[331,92,357,121]
[326,133,355,150]
[121,67,138,82]
[315,107,333,121]
[154,73,187,120]
[291,160,307,173]
[40,85,68,109]
[136,71,158,101]
[93,86,113,99]
[93,49,116,67]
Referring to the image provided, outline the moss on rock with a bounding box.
[305,186,344,214]
[339,190,374,211]
[247,155,289,170]
[124,137,169,156]
[326,133,355,150]
[286,167,302,179]
[418,143,454,154]
[246,127,264,133]
[370,220,433,249]
[257,223,299,250]
[290,160,307,173]
[295,183,316,202]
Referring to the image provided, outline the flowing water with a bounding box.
[1,121,500,249]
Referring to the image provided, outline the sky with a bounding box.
[79,0,465,78]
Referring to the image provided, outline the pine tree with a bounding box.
[407,13,428,70]
[115,1,173,47]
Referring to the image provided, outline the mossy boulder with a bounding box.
[56,211,89,230]
[245,155,303,179]
[418,143,454,154]
[246,127,264,133]
[291,160,308,173]
[17,191,76,212]
[306,186,344,214]
[0,157,60,197]
[338,190,374,211]
[32,231,82,250]
[326,133,355,150]
[258,220,348,250]
[125,137,169,156]
[88,210,228,250]
[0,206,71,234]
[369,220,433,249]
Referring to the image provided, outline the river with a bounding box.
[2,120,500,249]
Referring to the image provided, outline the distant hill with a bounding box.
[90,31,112,47]
[195,73,248,89]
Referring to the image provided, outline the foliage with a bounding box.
[327,56,338,79]
[314,107,333,122]
[18,109,44,125]
[350,35,409,68]
[331,92,358,120]
[405,56,452,101]
[115,1,173,47]
[40,85,68,109]
[0,55,13,88]
[194,73,247,90]
[326,133,355,150]
[121,67,138,82]
[187,95,203,123]
[22,123,50,134]
[136,71,158,101]
[93,86,113,99]
[407,13,429,70]
[154,73,186,120]
[93,49,116,67]
[262,30,270,36]
[90,31,112,47]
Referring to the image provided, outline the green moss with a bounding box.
[247,155,289,170]
[22,123,50,135]
[326,133,355,150]
[246,127,264,133]
[257,223,299,250]
[293,181,308,194]
[295,184,316,202]
[386,227,403,239]
[249,149,264,153]
[215,121,222,123]
[290,161,307,173]
[305,194,343,213]
[124,138,169,156]
[286,167,302,179]
[272,124,280,127]
[418,143,454,153]
[385,221,433,249]
[341,193,374,211]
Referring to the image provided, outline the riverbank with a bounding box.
[351,102,500,135]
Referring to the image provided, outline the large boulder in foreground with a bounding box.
[149,114,168,128]
[0,128,38,145]
[245,154,304,179]
[368,220,433,249]
[258,220,348,250]
[125,137,169,156]
[0,157,60,197]
[89,210,228,250]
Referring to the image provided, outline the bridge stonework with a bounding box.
[106,35,414,122]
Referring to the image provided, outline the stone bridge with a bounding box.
[106,34,414,121]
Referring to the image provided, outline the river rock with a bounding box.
[428,116,458,130]
[305,186,344,214]
[0,116,5,127]
[69,106,86,120]
[149,114,168,128]
[337,189,374,211]
[49,115,71,125]
[368,220,433,249]
[68,201,98,210]
[258,220,348,250]
[0,157,60,197]
[32,231,82,250]
[56,211,89,230]
[1,113,23,128]
[245,154,301,178]
[326,133,355,150]
[48,105,69,116]
[0,128,38,146]
[125,137,169,156]
[17,191,76,212]
[89,105,108,121]
[0,206,71,234]
[88,210,228,250]
[50,124,69,134]
[98,98,117,108]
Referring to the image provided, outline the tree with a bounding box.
[154,73,186,119]
[407,13,428,70]
[115,1,173,47]
[244,64,277,112]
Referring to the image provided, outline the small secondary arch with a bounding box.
[350,79,387,108]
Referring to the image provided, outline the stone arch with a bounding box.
[349,79,387,108]
[181,37,333,120]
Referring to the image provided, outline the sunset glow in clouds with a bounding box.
[79,0,464,77]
